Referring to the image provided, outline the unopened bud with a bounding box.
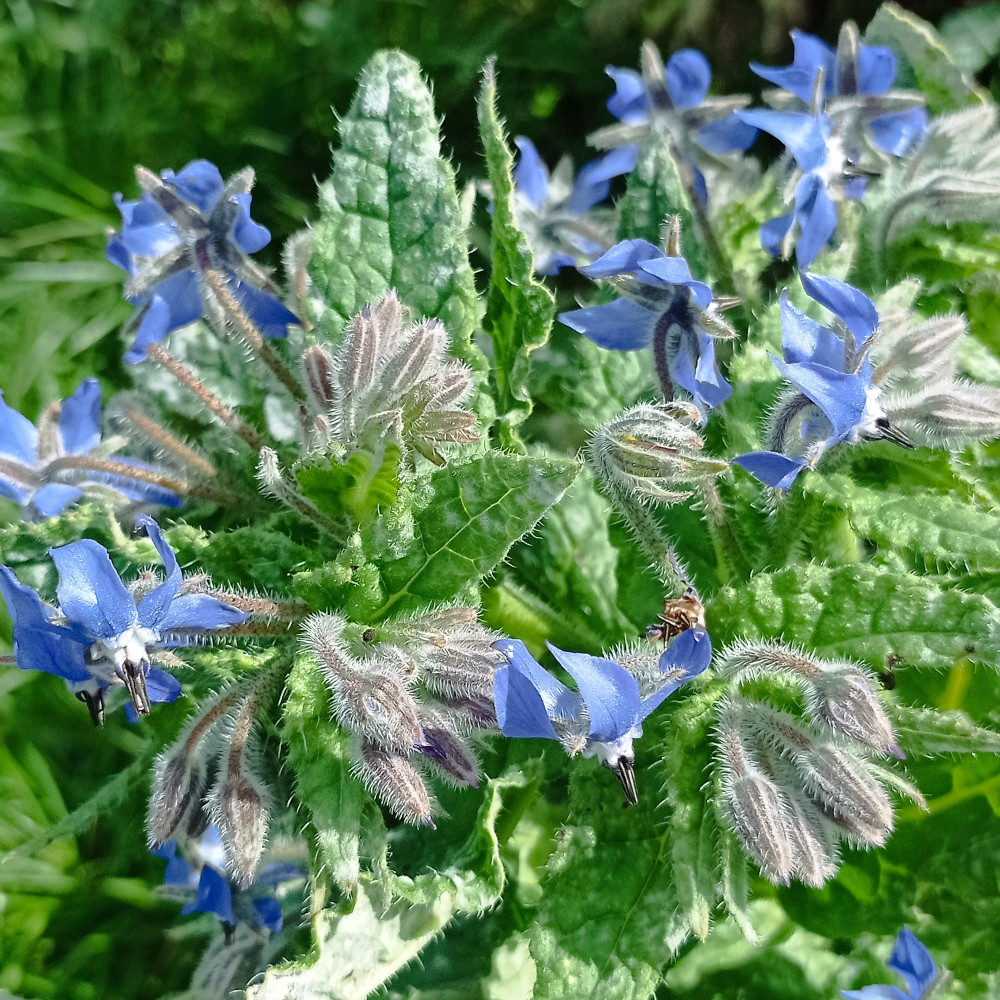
[589,402,728,505]
[781,787,839,888]
[355,741,434,827]
[888,381,1000,448]
[147,752,210,848]
[807,664,901,757]
[210,769,270,889]
[302,345,338,412]
[416,715,481,788]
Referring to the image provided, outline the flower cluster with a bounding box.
[493,628,712,804]
[0,515,248,724]
[0,379,181,518]
[107,160,301,364]
[712,640,916,887]
[303,608,504,825]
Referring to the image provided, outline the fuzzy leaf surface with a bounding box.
[477,62,555,448]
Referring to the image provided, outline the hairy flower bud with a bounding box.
[415,712,481,788]
[355,741,434,827]
[806,663,901,757]
[148,750,211,848]
[302,345,338,413]
[589,402,728,505]
[210,768,270,890]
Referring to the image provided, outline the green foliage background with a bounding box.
[4,1,1000,999]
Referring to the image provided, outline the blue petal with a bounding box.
[157,593,249,635]
[0,390,39,466]
[666,49,711,108]
[640,628,712,718]
[559,298,657,351]
[0,565,90,681]
[32,483,84,518]
[605,66,647,124]
[732,451,809,490]
[793,174,837,268]
[126,271,204,364]
[536,252,579,275]
[547,644,641,743]
[856,45,897,96]
[153,840,196,887]
[578,239,663,280]
[493,663,559,740]
[252,895,283,933]
[183,865,235,925]
[888,927,937,998]
[119,199,179,260]
[760,213,794,257]
[800,272,878,341]
[635,254,694,287]
[145,667,182,705]
[513,137,550,209]
[737,110,829,172]
[568,146,637,213]
[135,515,183,630]
[773,359,869,441]
[59,378,102,455]
[780,293,847,369]
[697,114,760,153]
[230,192,271,254]
[869,108,928,156]
[840,987,908,1000]
[751,30,833,103]
[50,538,138,640]
[496,639,582,718]
[163,160,225,214]
[232,280,300,338]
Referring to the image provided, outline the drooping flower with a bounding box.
[508,136,634,274]
[493,629,712,804]
[732,273,908,489]
[153,826,303,940]
[107,160,301,364]
[0,379,180,517]
[559,238,734,412]
[0,515,249,723]
[841,927,940,1000]
[739,23,926,266]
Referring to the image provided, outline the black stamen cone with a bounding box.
[615,757,639,806]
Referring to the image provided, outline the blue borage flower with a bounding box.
[0,379,180,517]
[841,927,940,1000]
[0,515,249,724]
[738,24,927,267]
[559,238,733,412]
[510,137,635,274]
[493,629,712,803]
[153,826,303,940]
[733,272,909,489]
[107,160,301,365]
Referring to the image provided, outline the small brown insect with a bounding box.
[645,588,706,642]
[645,545,707,642]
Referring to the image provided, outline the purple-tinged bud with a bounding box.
[302,345,338,412]
[806,664,902,757]
[438,691,498,730]
[415,717,481,788]
[355,742,434,827]
[210,770,270,890]
[148,752,210,848]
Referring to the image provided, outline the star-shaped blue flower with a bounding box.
[559,239,732,411]
[0,379,179,517]
[733,272,901,489]
[841,927,939,1000]
[154,826,301,937]
[510,137,635,274]
[493,628,712,803]
[0,515,248,723]
[107,160,301,364]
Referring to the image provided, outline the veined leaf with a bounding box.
[246,768,527,1000]
[806,472,1000,571]
[890,703,1000,755]
[354,452,577,620]
[296,444,402,527]
[707,562,1000,668]
[477,61,555,449]
[309,50,487,391]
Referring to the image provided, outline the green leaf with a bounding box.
[280,654,374,897]
[477,61,555,449]
[940,1,1000,73]
[707,562,1000,668]
[246,767,527,1000]
[866,3,986,113]
[355,452,577,620]
[890,703,1000,755]
[806,473,1000,571]
[309,50,487,391]
[296,444,402,526]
